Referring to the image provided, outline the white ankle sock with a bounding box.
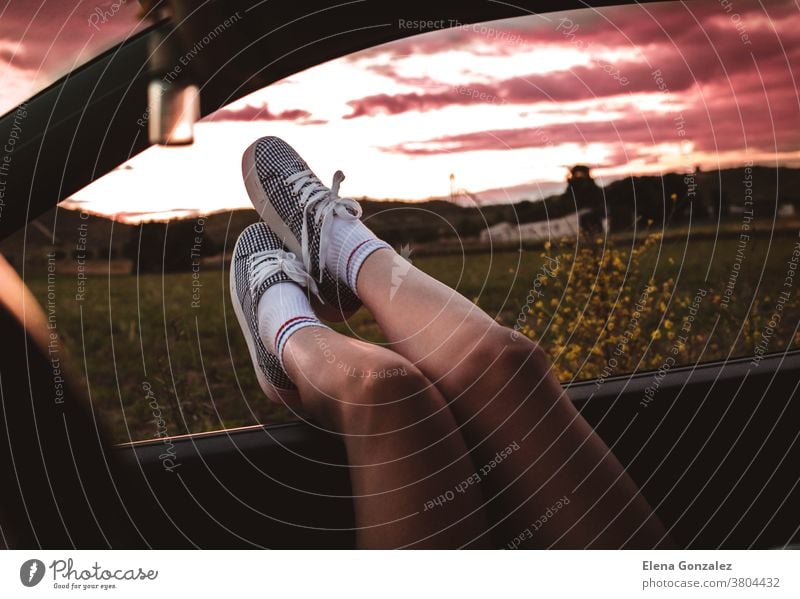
[325,219,391,292]
[257,282,321,367]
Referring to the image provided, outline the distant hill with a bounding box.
[602,165,800,230]
[0,208,135,267]
[3,164,798,272]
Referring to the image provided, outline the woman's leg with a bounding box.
[281,325,492,549]
[354,248,672,549]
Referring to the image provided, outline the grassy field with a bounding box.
[22,226,800,443]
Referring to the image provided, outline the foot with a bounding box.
[230,223,322,404]
[241,136,390,321]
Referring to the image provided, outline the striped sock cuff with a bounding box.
[345,238,392,291]
[274,316,324,370]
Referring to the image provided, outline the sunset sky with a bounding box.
[1,0,798,221]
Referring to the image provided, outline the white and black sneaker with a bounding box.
[242,136,388,321]
[230,223,319,405]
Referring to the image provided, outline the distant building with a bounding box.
[565,165,605,230]
[480,209,590,244]
[692,166,726,219]
[569,165,592,180]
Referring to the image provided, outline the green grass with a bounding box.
[23,228,800,443]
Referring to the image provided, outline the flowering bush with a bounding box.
[518,232,800,382]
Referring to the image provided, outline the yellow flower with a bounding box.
[651,329,662,340]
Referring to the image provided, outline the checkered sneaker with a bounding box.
[230,223,319,403]
[242,136,365,318]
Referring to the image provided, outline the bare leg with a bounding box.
[281,326,492,548]
[356,249,672,548]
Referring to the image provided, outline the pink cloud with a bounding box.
[383,74,800,160]
[205,103,323,124]
[0,0,144,71]
[0,0,145,113]
[344,60,695,118]
[365,63,439,88]
[344,0,799,127]
[349,0,797,62]
[347,35,798,120]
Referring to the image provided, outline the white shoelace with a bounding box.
[284,169,362,282]
[249,249,318,298]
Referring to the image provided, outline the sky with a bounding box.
[1,0,799,222]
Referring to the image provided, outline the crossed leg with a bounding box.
[281,326,493,548]
[239,135,670,548]
[354,249,672,549]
